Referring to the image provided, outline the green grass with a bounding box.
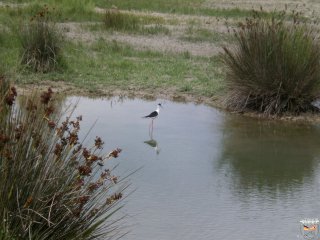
[141,24,170,35]
[103,10,140,31]
[0,0,100,22]
[196,8,272,18]
[0,0,273,105]
[181,26,233,43]
[0,0,224,100]
[95,0,204,14]
[0,0,299,23]
[0,0,263,22]
[102,10,169,35]
[7,39,224,98]
[85,22,170,36]
[95,0,272,18]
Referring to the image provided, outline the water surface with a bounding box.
[66,96,320,240]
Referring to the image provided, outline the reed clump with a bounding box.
[103,9,140,31]
[221,11,320,115]
[0,76,126,239]
[19,6,63,72]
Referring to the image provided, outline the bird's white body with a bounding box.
[154,105,161,117]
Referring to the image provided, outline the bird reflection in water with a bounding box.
[144,138,160,155]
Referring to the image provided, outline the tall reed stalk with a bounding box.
[0,76,126,239]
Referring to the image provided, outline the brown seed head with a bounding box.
[48,120,56,129]
[54,143,63,156]
[82,148,90,159]
[45,105,55,116]
[40,88,53,104]
[10,87,17,96]
[94,137,104,149]
[77,195,90,205]
[78,165,92,176]
[5,94,15,106]
[108,148,122,158]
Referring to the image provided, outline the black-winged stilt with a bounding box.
[143,103,162,135]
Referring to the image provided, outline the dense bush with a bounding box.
[0,76,126,239]
[221,11,320,115]
[19,6,63,72]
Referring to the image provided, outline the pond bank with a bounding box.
[16,81,320,123]
[16,80,222,105]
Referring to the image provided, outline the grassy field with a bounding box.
[0,0,318,104]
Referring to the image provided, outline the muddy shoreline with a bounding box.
[16,81,320,123]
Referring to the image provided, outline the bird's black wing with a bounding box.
[143,111,158,118]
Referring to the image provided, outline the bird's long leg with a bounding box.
[148,121,151,137]
[151,120,154,138]
[149,128,153,139]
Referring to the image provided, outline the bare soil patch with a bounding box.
[60,7,232,57]
[60,20,227,57]
[203,0,320,18]
[109,33,222,56]
[59,23,225,57]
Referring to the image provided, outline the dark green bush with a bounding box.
[221,12,320,115]
[19,6,63,72]
[0,76,126,239]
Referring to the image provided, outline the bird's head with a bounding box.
[157,103,163,108]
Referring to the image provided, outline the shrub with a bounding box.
[221,11,320,115]
[0,76,126,239]
[19,6,63,72]
[103,9,139,31]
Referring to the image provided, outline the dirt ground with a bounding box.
[61,12,226,57]
[204,0,320,14]
[4,0,320,58]
[3,0,320,58]
[63,0,320,58]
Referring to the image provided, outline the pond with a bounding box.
[66,96,320,240]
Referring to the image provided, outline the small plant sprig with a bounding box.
[0,76,126,239]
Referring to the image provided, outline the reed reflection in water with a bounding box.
[218,115,320,194]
